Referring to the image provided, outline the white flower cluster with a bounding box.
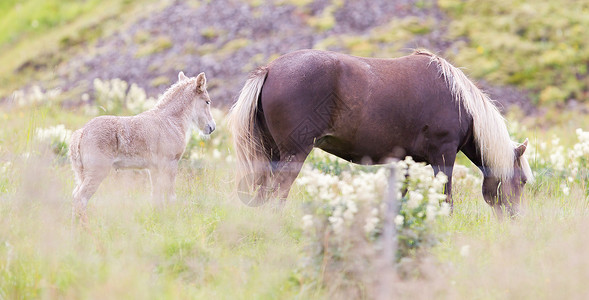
[569,128,589,177]
[531,129,589,179]
[35,124,72,157]
[126,83,157,115]
[10,86,61,107]
[297,165,389,235]
[93,78,128,112]
[396,157,450,223]
[549,138,567,172]
[93,78,156,115]
[298,155,450,239]
[297,154,451,282]
[35,124,72,145]
[452,164,483,189]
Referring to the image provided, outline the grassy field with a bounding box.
[0,0,160,98]
[0,102,587,299]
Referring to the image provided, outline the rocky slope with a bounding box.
[48,0,531,109]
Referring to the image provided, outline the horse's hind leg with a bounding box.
[268,148,313,206]
[72,165,109,222]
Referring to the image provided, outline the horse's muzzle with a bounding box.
[204,123,216,135]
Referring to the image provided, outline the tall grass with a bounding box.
[0,104,588,298]
[0,156,305,299]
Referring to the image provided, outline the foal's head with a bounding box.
[178,71,216,135]
[482,139,533,218]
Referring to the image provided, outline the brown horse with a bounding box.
[228,49,533,216]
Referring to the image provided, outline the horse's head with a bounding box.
[482,139,533,218]
[178,71,216,135]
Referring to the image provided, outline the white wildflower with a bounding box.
[460,245,470,257]
[11,86,61,107]
[433,172,448,186]
[212,149,222,159]
[407,191,423,209]
[328,216,344,235]
[364,216,380,234]
[561,183,570,196]
[189,149,201,162]
[439,202,451,217]
[426,204,437,222]
[35,124,72,146]
[302,215,314,230]
[394,215,404,227]
[126,83,156,114]
[343,199,358,221]
[1,162,11,175]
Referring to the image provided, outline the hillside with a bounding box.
[1,0,537,111]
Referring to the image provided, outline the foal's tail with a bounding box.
[69,128,84,186]
[227,67,272,200]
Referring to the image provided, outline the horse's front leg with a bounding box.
[430,148,457,211]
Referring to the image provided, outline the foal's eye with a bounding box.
[206,100,210,105]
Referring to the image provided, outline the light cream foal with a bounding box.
[70,72,215,219]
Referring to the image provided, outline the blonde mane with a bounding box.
[414,49,532,180]
[153,78,195,110]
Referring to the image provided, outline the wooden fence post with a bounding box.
[377,161,400,299]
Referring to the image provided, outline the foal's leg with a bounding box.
[162,160,179,204]
[149,168,164,207]
[73,165,109,222]
[150,160,178,206]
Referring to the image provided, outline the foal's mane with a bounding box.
[413,49,526,179]
[153,78,195,110]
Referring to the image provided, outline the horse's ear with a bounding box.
[515,138,528,158]
[178,71,188,81]
[196,72,206,92]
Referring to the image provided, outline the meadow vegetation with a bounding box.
[440,0,589,105]
[0,85,587,297]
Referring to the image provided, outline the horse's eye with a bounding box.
[206,100,210,105]
[521,179,527,185]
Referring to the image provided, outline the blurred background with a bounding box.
[2,0,589,113]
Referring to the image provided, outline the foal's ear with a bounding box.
[178,71,188,81]
[195,72,206,92]
[515,138,528,157]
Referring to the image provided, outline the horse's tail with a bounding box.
[69,128,84,186]
[414,49,515,179]
[227,67,272,201]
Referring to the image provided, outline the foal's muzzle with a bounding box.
[204,123,216,135]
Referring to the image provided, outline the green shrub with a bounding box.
[440,0,589,104]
